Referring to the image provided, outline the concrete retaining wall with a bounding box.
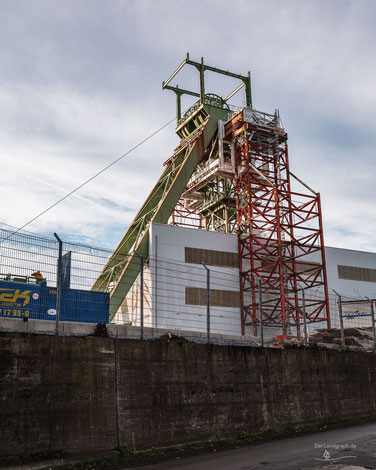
[1,333,376,466]
[0,316,258,343]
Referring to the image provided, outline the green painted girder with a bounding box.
[93,103,229,319]
[162,53,252,123]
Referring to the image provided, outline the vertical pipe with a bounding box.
[258,279,264,347]
[154,235,158,328]
[207,268,210,344]
[317,194,331,328]
[218,120,224,168]
[284,143,301,339]
[371,300,376,352]
[201,262,210,343]
[54,233,63,335]
[140,254,144,339]
[176,92,181,124]
[246,71,252,108]
[273,185,287,338]
[301,288,308,346]
[337,294,345,350]
[199,57,205,104]
[134,251,144,339]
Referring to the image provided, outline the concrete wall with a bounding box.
[1,332,376,466]
[0,333,118,466]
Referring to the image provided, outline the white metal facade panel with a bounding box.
[149,223,241,335]
[113,222,376,335]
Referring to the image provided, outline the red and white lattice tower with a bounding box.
[170,107,331,338]
[98,56,331,335]
[225,108,330,337]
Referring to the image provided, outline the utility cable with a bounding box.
[0,115,176,245]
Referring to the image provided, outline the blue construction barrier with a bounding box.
[0,279,109,323]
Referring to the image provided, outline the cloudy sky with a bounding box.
[0,0,375,251]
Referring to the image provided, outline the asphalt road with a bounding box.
[126,422,376,470]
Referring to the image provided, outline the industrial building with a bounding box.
[112,222,376,336]
[93,55,374,340]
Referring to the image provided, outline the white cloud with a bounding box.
[0,0,375,253]
[0,84,177,245]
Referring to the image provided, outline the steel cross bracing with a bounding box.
[224,108,331,337]
[92,55,251,320]
[170,121,238,233]
[94,54,331,335]
[170,199,204,229]
[93,102,229,319]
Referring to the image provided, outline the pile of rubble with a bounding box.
[309,327,375,350]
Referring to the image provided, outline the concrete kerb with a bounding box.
[0,317,263,344]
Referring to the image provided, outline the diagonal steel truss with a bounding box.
[225,108,331,337]
[93,55,331,336]
[93,103,228,319]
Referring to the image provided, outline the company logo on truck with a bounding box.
[0,288,33,307]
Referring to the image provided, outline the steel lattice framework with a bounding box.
[94,54,331,337]
[170,199,204,229]
[224,109,330,337]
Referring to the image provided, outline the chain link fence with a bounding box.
[0,225,112,329]
[0,223,375,350]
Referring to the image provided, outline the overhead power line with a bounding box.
[0,115,176,245]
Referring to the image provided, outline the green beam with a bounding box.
[187,58,250,82]
[108,136,204,318]
[163,84,200,98]
[162,57,187,88]
[225,82,245,102]
[162,53,253,122]
[92,160,181,291]
[95,54,250,319]
[93,105,228,319]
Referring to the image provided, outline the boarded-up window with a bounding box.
[338,265,376,283]
[294,261,322,275]
[260,259,321,275]
[185,287,240,308]
[185,247,238,268]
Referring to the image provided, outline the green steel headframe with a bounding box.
[93,54,252,320]
[163,52,252,123]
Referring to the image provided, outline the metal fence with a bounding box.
[113,255,376,349]
[0,223,376,350]
[0,225,112,331]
